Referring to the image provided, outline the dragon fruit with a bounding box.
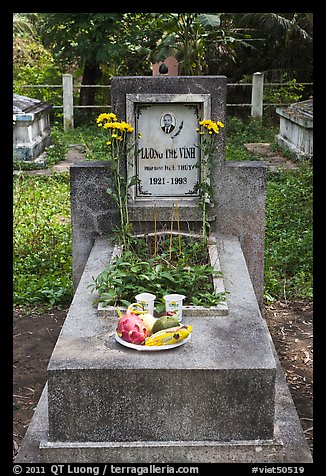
[116,312,149,345]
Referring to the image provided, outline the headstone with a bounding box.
[13,93,52,162]
[133,101,201,197]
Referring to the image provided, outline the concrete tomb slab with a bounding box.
[275,99,313,159]
[15,235,312,463]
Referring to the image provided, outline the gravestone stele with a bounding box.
[127,93,211,200]
[112,77,225,226]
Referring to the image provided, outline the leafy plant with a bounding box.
[90,236,226,311]
[13,173,73,309]
[264,76,304,105]
[264,162,312,302]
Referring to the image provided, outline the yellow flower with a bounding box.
[106,141,111,146]
[119,121,134,133]
[198,118,224,134]
[103,122,118,130]
[96,112,117,124]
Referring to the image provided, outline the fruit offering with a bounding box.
[116,302,192,348]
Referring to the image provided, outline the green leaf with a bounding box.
[197,13,221,28]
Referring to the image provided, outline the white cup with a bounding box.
[163,294,186,322]
[135,293,156,315]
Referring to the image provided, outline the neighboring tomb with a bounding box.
[275,99,313,160]
[152,56,179,76]
[13,93,52,162]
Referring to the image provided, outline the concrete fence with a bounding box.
[19,72,312,130]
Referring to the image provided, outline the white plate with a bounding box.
[115,332,191,351]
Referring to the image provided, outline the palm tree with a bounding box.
[234,13,313,82]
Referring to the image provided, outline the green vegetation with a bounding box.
[13,117,312,310]
[13,13,312,110]
[90,235,226,313]
[264,163,313,302]
[13,172,72,309]
[226,116,312,302]
[226,116,278,161]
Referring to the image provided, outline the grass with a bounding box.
[13,172,72,309]
[13,116,313,309]
[226,116,278,161]
[226,116,312,303]
[264,162,313,302]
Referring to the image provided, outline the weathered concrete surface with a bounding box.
[70,160,266,308]
[46,234,276,444]
[276,99,313,159]
[216,161,266,307]
[13,93,52,162]
[15,235,312,463]
[69,162,119,290]
[111,76,227,168]
[15,362,312,463]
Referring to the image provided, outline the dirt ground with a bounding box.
[12,300,313,461]
[263,300,313,456]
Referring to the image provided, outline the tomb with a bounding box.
[15,77,312,464]
[13,93,52,162]
[275,99,313,160]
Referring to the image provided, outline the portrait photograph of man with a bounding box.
[161,112,176,134]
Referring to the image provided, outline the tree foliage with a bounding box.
[230,13,313,82]
[150,13,252,76]
[13,13,62,104]
[13,12,313,103]
[13,13,37,37]
[37,13,161,104]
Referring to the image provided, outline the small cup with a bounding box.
[163,294,186,322]
[135,292,156,315]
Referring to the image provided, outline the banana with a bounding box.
[144,325,192,346]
